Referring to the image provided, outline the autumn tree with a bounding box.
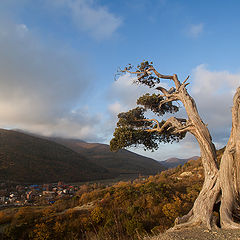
[110,61,240,229]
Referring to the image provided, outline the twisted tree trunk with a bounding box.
[219,87,240,229]
[171,75,221,229]
[174,85,240,230]
[155,74,240,230]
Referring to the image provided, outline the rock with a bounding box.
[180,171,193,177]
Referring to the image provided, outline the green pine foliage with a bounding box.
[110,105,185,152]
[110,61,186,152]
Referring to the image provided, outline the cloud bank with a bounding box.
[191,64,240,147]
[0,18,103,141]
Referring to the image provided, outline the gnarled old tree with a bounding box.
[110,61,240,230]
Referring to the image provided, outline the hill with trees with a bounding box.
[0,129,165,184]
[0,129,112,183]
[0,150,223,240]
[0,148,233,240]
[50,137,165,175]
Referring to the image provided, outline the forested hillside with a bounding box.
[50,137,166,175]
[0,129,112,183]
[0,129,167,184]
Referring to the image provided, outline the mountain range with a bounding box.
[0,129,166,184]
[161,156,199,169]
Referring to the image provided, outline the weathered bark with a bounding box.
[219,87,240,229]
[170,75,221,230]
[173,81,240,230]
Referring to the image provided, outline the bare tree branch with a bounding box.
[155,86,169,95]
[140,118,161,131]
[159,96,179,108]
[148,66,174,80]
[123,70,145,75]
[120,65,175,81]
[140,117,192,134]
[182,75,190,85]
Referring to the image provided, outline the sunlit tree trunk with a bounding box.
[174,83,240,230]
[170,75,221,229]
[219,88,240,229]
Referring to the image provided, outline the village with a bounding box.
[0,181,82,207]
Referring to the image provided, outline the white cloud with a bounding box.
[16,24,28,37]
[50,0,122,39]
[27,108,104,142]
[190,64,240,146]
[0,19,104,142]
[108,102,124,115]
[192,64,239,95]
[109,73,170,110]
[133,133,200,161]
[187,23,203,38]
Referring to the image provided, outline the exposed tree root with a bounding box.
[172,218,201,230]
[220,206,240,229]
[221,219,240,229]
[174,210,193,225]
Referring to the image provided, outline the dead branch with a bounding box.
[149,66,174,80]
[140,118,161,131]
[155,86,169,95]
[159,95,180,108]
[141,117,192,134]
[120,65,175,81]
[182,75,190,85]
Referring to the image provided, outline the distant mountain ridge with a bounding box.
[0,129,165,184]
[49,137,166,175]
[161,156,199,169]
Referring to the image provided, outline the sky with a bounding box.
[0,0,240,161]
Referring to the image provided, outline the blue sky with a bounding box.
[0,0,240,160]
